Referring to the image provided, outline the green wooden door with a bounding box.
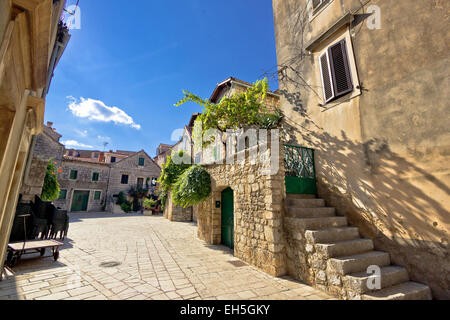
[284,145,318,195]
[221,187,234,249]
[71,191,89,212]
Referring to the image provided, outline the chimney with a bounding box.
[47,121,53,128]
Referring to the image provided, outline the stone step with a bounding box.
[287,207,336,218]
[285,216,348,231]
[286,194,317,199]
[286,198,325,208]
[327,251,391,275]
[344,266,410,294]
[315,239,374,259]
[362,282,432,300]
[305,227,360,243]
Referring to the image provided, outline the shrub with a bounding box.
[172,165,211,208]
[120,202,132,213]
[143,198,156,210]
[116,191,127,205]
[41,159,60,201]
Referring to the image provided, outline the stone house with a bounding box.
[54,149,161,213]
[105,150,161,211]
[154,144,174,168]
[193,77,284,273]
[20,122,65,202]
[271,0,448,299]
[161,113,201,222]
[0,0,69,275]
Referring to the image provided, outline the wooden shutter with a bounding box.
[328,39,353,97]
[319,50,335,103]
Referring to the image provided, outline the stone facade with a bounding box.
[0,0,69,273]
[273,0,449,298]
[164,193,193,222]
[196,142,286,276]
[20,123,65,202]
[106,151,161,211]
[54,160,110,212]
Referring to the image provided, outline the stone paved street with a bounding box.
[0,213,332,300]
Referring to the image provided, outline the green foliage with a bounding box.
[157,152,191,194]
[172,165,211,208]
[116,191,127,205]
[120,202,132,213]
[175,78,283,147]
[143,198,156,210]
[41,159,60,201]
[127,184,149,199]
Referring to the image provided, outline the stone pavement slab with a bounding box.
[0,212,332,300]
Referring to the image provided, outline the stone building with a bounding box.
[272,0,447,299]
[161,113,201,222]
[54,149,161,213]
[20,122,65,202]
[193,77,284,273]
[18,123,161,213]
[154,144,174,168]
[0,0,70,275]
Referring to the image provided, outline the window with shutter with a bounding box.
[329,40,353,97]
[319,39,354,103]
[319,50,334,103]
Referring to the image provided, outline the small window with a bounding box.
[137,178,144,187]
[94,191,101,200]
[312,0,330,11]
[111,156,116,163]
[319,39,353,104]
[68,151,73,156]
[93,153,99,158]
[92,172,99,181]
[121,174,129,184]
[138,157,145,166]
[58,189,67,200]
[69,170,78,180]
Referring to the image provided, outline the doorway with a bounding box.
[71,190,90,212]
[221,187,234,249]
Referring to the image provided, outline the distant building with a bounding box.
[21,122,161,213]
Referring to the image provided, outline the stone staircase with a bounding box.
[284,194,432,300]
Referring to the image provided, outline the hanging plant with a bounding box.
[172,165,211,208]
[41,159,60,201]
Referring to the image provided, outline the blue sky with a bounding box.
[46,0,278,157]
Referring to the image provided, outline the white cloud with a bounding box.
[67,96,141,130]
[62,140,94,149]
[75,129,88,137]
[97,135,111,142]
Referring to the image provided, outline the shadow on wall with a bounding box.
[279,89,450,299]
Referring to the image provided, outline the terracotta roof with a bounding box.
[209,77,279,103]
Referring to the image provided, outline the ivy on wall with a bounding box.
[172,165,211,208]
[175,78,283,148]
[156,151,211,209]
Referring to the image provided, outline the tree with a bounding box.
[41,159,60,201]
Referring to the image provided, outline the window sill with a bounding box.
[320,89,361,112]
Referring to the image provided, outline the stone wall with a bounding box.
[54,160,109,212]
[195,141,287,276]
[20,130,64,202]
[164,193,193,222]
[273,0,450,298]
[106,151,161,210]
